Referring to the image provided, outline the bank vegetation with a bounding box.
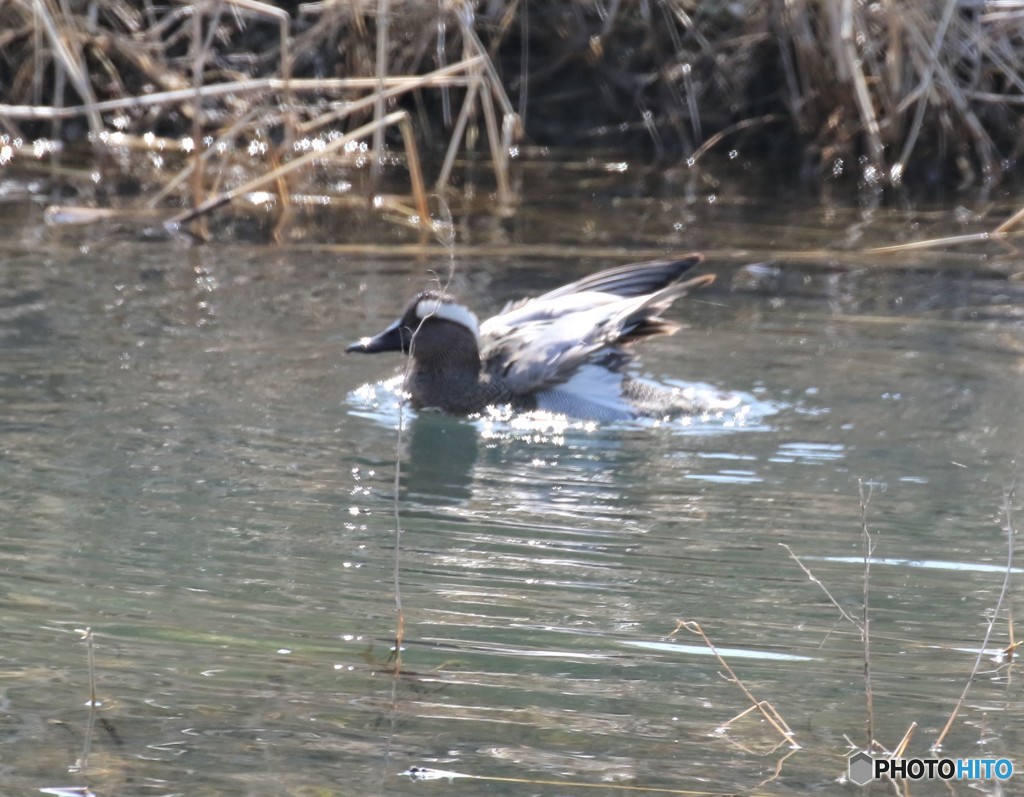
[1,1,1021,234]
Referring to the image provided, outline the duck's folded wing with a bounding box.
[536,254,704,300]
[495,254,704,316]
[483,283,701,394]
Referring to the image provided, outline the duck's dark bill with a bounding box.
[346,320,410,354]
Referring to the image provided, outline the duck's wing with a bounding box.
[481,277,711,394]
[494,254,704,316]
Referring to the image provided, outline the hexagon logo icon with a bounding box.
[849,751,874,786]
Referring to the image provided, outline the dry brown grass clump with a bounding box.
[769,1,1024,186]
[0,1,1022,239]
[0,1,517,239]
[494,1,1024,188]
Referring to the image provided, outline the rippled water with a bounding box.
[2,162,1024,796]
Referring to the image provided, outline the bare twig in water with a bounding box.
[866,233,996,254]
[70,626,98,774]
[689,114,785,166]
[892,721,917,759]
[1005,602,1020,663]
[781,479,877,749]
[865,203,1024,253]
[932,484,1017,752]
[402,764,740,793]
[77,626,97,708]
[389,392,405,673]
[995,205,1024,236]
[388,197,456,672]
[0,72,488,122]
[780,543,861,629]
[859,479,876,751]
[670,619,799,748]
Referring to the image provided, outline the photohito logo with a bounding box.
[848,751,1014,785]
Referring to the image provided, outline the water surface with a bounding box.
[2,161,1023,795]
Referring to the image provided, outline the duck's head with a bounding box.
[346,291,481,362]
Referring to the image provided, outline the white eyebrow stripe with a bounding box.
[415,298,480,344]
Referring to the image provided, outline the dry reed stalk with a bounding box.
[864,202,1024,255]
[396,111,430,237]
[780,479,878,751]
[224,0,293,112]
[931,487,1017,752]
[164,109,429,231]
[401,764,735,794]
[428,10,521,204]
[29,0,103,137]
[295,57,485,135]
[43,205,162,225]
[858,480,876,751]
[891,721,917,759]
[780,543,860,628]
[891,0,958,181]
[145,106,262,208]
[0,0,520,237]
[770,1,1023,186]
[478,65,511,206]
[866,232,995,254]
[217,0,296,230]
[8,0,1023,207]
[371,0,389,181]
[689,115,784,166]
[435,59,485,196]
[995,205,1024,235]
[69,626,98,775]
[79,626,97,708]
[839,0,884,169]
[189,3,209,241]
[388,217,458,672]
[0,73,477,121]
[670,619,798,748]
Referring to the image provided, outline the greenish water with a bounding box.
[2,160,1023,796]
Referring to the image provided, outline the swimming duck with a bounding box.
[346,254,715,419]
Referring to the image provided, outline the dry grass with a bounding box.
[0,0,518,239]
[1,1,1022,238]
[509,2,1024,187]
[769,0,1024,186]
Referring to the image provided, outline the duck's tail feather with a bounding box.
[619,317,680,342]
[617,273,715,342]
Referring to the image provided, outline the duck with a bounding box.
[346,254,716,420]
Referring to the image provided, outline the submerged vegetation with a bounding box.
[1,1,1022,236]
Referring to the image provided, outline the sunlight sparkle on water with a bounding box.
[622,640,813,662]
[810,556,1023,574]
[33,138,61,158]
[479,406,598,443]
[246,191,276,206]
[295,136,327,153]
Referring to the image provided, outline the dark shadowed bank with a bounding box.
[1,0,1022,233]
